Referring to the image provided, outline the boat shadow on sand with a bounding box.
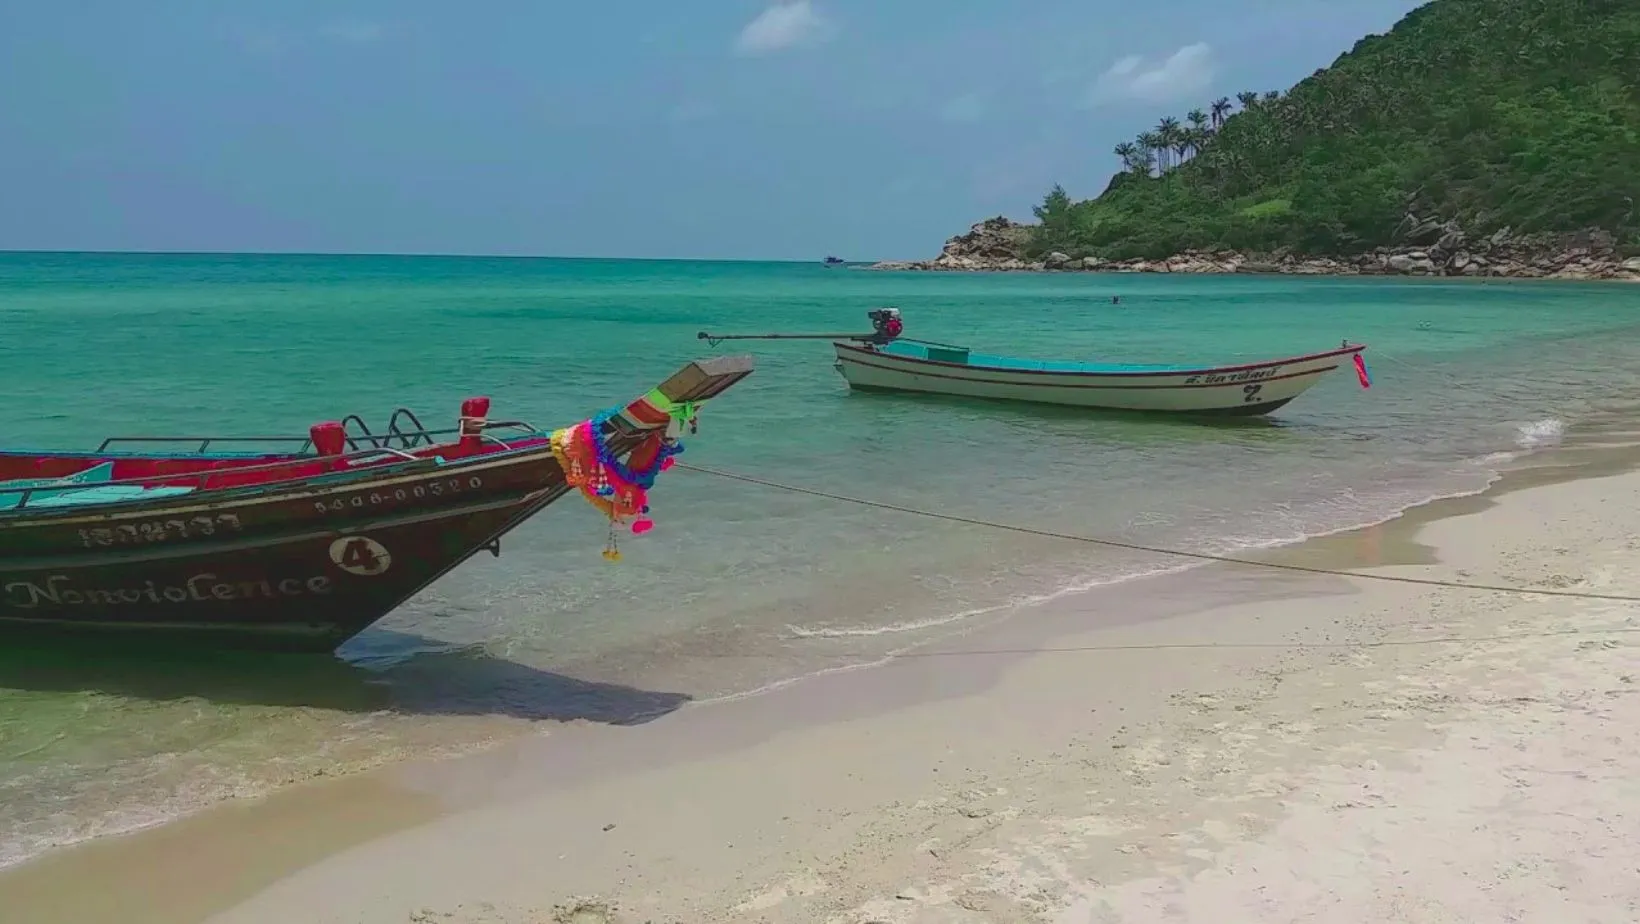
[0,629,690,727]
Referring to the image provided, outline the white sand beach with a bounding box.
[5,461,1640,924]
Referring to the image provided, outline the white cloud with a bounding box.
[1087,42,1215,106]
[734,1,832,56]
[319,19,385,43]
[938,93,987,123]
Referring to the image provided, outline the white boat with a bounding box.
[697,308,1369,416]
[832,339,1367,416]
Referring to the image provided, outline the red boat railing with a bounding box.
[92,418,542,455]
[0,446,443,510]
[1,419,553,512]
[2,354,758,514]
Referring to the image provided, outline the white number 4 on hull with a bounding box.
[328,536,393,576]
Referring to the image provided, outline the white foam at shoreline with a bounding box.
[786,610,984,638]
[735,468,1511,712]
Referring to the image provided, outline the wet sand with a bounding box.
[3,446,1639,923]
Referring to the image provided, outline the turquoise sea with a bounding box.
[2,252,1638,868]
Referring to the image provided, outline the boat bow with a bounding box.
[0,355,756,651]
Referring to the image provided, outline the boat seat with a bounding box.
[0,461,195,511]
[20,484,196,508]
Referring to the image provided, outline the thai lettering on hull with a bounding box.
[1,573,335,609]
[1181,366,1281,386]
[77,513,244,548]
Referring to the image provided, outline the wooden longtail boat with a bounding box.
[0,356,754,651]
[702,310,1367,416]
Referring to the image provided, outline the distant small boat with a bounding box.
[835,339,1364,416]
[823,256,845,266]
[701,310,1365,417]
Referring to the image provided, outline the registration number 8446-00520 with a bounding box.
[313,475,484,513]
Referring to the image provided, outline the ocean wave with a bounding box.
[756,476,1512,711]
[1516,418,1566,448]
[785,610,984,638]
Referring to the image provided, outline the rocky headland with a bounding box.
[868,216,1640,281]
[869,0,1637,283]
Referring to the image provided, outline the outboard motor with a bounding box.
[866,307,903,345]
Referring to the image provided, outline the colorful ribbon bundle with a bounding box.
[550,393,698,561]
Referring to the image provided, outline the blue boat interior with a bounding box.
[0,448,286,462]
[0,452,456,512]
[0,461,198,511]
[876,341,1200,374]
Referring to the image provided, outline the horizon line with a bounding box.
[0,248,873,263]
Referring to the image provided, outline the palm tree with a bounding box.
[1113,141,1139,171]
[1193,126,1215,161]
[1262,90,1281,104]
[1137,131,1163,174]
[1186,109,1210,157]
[1217,150,1248,190]
[1129,147,1156,176]
[1236,90,1259,111]
[1156,117,1181,170]
[1210,97,1232,129]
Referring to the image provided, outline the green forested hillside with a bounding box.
[1031,0,1640,260]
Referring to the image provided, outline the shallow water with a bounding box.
[3,252,1639,866]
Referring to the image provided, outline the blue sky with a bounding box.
[0,1,1426,260]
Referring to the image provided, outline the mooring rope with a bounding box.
[675,462,1640,604]
[881,623,1640,658]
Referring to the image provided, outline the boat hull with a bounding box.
[833,342,1362,415]
[0,447,565,651]
[0,355,756,652]
[0,449,544,559]
[0,492,553,651]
